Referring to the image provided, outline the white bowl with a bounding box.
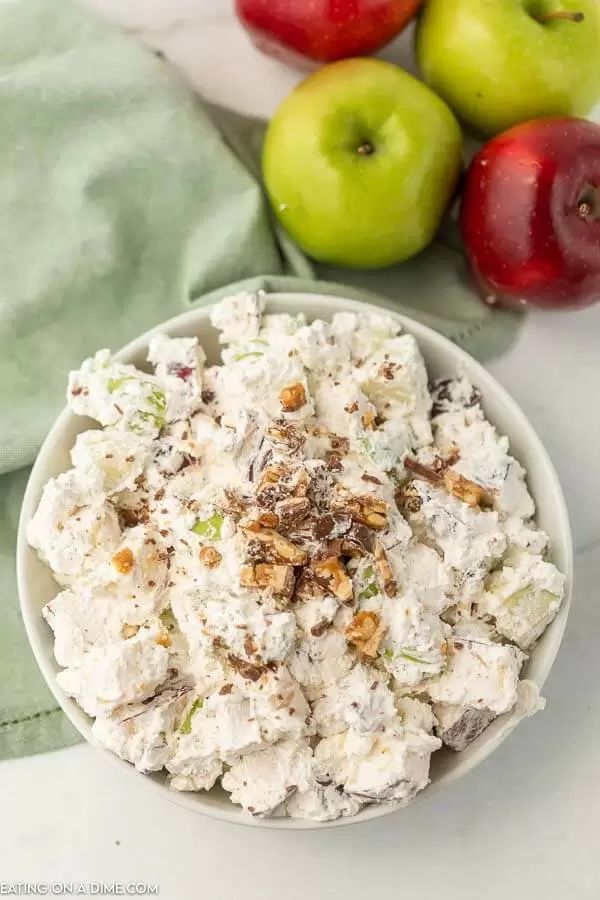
[17,292,573,829]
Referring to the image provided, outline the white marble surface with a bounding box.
[2,2,598,897]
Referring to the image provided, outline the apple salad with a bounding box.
[28,293,565,821]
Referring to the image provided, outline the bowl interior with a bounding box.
[17,292,573,829]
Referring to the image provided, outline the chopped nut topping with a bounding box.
[345,611,387,659]
[121,624,139,640]
[404,457,494,508]
[219,683,233,695]
[112,547,134,574]
[312,556,353,603]
[155,632,172,648]
[344,401,359,414]
[240,563,296,600]
[275,496,310,529]
[279,383,307,412]
[374,542,397,597]
[199,546,222,569]
[332,487,388,530]
[361,473,382,485]
[243,526,307,566]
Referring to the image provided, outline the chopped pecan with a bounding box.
[404,457,493,509]
[243,526,307,566]
[228,655,266,682]
[345,611,387,659]
[374,542,397,597]
[344,401,359,414]
[312,556,353,604]
[240,563,296,601]
[279,383,307,412]
[219,683,233,695]
[275,496,310,529]
[112,547,134,574]
[310,619,330,637]
[361,473,382,485]
[199,546,222,569]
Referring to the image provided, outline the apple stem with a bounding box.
[536,10,584,23]
[357,142,375,156]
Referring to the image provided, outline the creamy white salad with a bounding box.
[28,293,566,821]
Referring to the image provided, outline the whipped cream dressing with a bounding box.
[28,293,566,820]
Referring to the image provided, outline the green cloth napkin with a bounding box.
[0,0,521,759]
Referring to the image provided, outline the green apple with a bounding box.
[262,58,462,268]
[416,0,600,137]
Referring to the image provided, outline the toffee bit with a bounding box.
[312,556,354,603]
[112,547,134,574]
[240,563,296,601]
[404,457,494,508]
[279,383,307,412]
[345,611,387,659]
[331,487,388,530]
[275,496,310,529]
[241,526,307,566]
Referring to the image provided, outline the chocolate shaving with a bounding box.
[228,655,266,682]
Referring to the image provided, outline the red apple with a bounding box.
[460,117,600,310]
[235,0,421,67]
